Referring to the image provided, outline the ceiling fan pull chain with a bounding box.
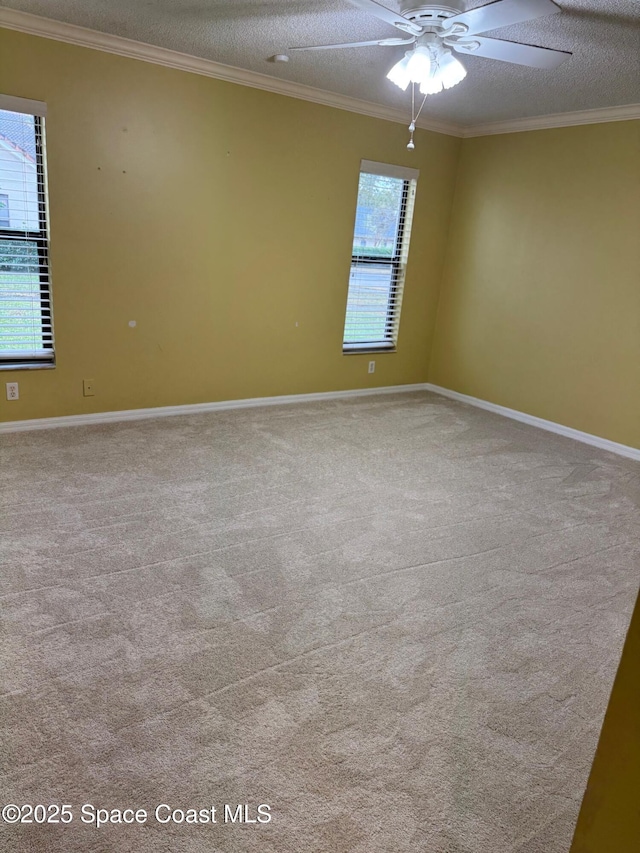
[407,82,428,150]
[407,81,415,149]
[414,92,428,123]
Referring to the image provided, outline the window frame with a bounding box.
[342,160,419,355]
[0,95,54,370]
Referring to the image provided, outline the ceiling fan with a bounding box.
[288,0,572,68]
[284,0,571,147]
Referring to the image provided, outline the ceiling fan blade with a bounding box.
[345,0,423,35]
[442,0,562,37]
[289,37,414,51]
[452,36,571,69]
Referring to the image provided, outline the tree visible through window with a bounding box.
[343,160,418,352]
[0,99,54,367]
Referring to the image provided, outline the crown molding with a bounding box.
[463,104,640,137]
[2,8,637,140]
[0,8,463,137]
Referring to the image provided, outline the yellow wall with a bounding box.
[570,591,640,852]
[0,28,460,421]
[2,28,639,451]
[429,122,640,449]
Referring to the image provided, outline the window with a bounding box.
[343,160,418,352]
[0,96,54,368]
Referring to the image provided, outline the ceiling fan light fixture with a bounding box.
[386,45,432,90]
[418,45,466,94]
[436,48,467,90]
[419,75,443,96]
[386,51,413,90]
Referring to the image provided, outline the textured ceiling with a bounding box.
[1,0,639,126]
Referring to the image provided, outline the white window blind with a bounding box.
[0,95,54,367]
[343,160,418,352]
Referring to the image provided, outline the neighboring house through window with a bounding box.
[343,160,418,352]
[0,96,54,368]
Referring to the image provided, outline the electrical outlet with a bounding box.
[368,361,376,374]
[83,379,95,397]
[6,382,19,400]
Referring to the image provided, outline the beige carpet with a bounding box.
[1,391,638,853]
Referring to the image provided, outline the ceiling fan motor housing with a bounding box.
[399,3,465,28]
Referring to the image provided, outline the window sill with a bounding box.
[343,346,396,355]
[0,362,56,371]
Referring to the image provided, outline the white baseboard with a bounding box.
[0,383,428,433]
[424,383,640,462]
[2,381,639,462]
